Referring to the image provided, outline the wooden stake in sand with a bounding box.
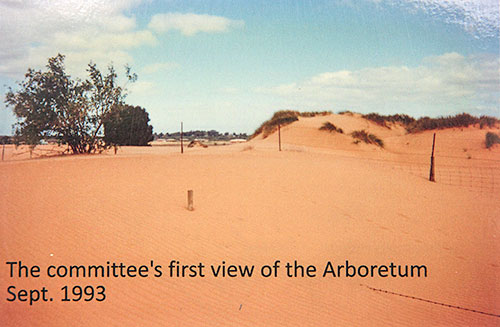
[1,142,4,161]
[187,190,194,211]
[429,133,436,182]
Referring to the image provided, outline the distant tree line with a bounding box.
[0,136,13,144]
[155,130,248,141]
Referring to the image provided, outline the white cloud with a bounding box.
[149,13,244,36]
[258,52,500,116]
[377,0,499,39]
[0,0,155,78]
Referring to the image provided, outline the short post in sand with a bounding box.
[278,124,282,152]
[181,122,184,154]
[429,133,436,182]
[187,190,194,211]
[1,141,5,161]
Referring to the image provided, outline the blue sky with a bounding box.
[1,0,499,135]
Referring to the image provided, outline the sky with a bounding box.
[0,0,499,135]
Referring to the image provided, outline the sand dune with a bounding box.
[1,114,499,326]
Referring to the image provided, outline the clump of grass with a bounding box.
[338,110,353,115]
[319,122,343,134]
[362,113,415,128]
[485,132,500,149]
[406,113,499,133]
[251,110,332,139]
[351,130,384,148]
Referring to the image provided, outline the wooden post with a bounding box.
[181,122,184,154]
[187,190,194,211]
[278,124,281,152]
[1,142,4,161]
[429,133,436,182]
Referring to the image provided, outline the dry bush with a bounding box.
[319,122,343,134]
[485,132,500,149]
[351,130,384,148]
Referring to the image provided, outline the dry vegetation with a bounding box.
[256,111,499,141]
[319,122,344,134]
[251,110,331,138]
[485,132,500,149]
[360,112,499,133]
[407,113,498,133]
[351,130,384,148]
[362,113,415,128]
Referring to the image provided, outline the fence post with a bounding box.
[1,141,4,161]
[187,190,194,211]
[429,133,436,182]
[181,122,184,154]
[278,124,281,152]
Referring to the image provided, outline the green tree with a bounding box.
[5,54,136,154]
[103,105,154,146]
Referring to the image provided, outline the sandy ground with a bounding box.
[1,114,499,326]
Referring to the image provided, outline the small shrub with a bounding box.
[319,122,343,134]
[351,130,384,148]
[485,132,500,149]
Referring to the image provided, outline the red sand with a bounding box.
[1,114,499,326]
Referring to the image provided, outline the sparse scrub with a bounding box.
[300,111,332,117]
[479,116,498,129]
[362,113,415,128]
[252,110,499,139]
[406,113,499,133]
[251,110,332,139]
[351,130,384,148]
[485,132,500,149]
[359,112,499,133]
[251,110,299,139]
[319,122,343,134]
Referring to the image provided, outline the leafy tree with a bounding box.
[4,54,136,154]
[103,105,154,146]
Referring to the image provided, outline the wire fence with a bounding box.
[282,135,500,194]
[364,284,500,318]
